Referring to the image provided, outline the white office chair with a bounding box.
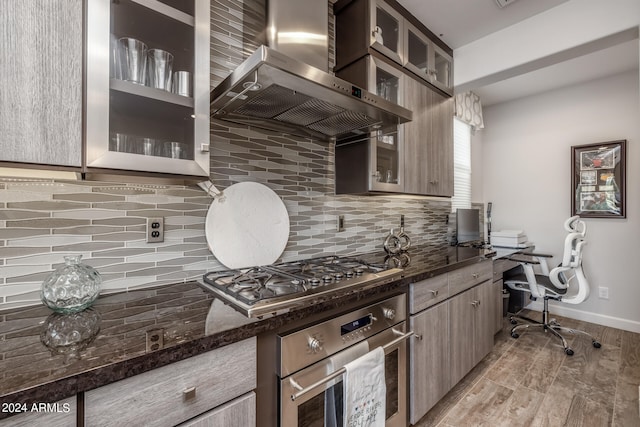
[504,216,601,355]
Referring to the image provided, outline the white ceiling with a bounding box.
[397,0,569,49]
[397,0,639,106]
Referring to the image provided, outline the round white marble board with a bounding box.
[205,182,290,269]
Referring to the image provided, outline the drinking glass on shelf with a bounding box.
[142,138,155,156]
[147,49,174,91]
[109,133,131,153]
[117,38,147,85]
[172,71,191,97]
[164,141,185,159]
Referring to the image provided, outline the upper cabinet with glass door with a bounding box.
[370,0,404,65]
[404,21,453,95]
[86,0,210,177]
[335,55,404,194]
[335,0,453,96]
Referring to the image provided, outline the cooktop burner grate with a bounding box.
[202,255,396,306]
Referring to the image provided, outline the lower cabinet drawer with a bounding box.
[448,260,492,296]
[409,274,448,314]
[178,392,256,427]
[85,337,257,427]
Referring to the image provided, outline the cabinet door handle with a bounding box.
[183,387,197,400]
[430,289,439,297]
[414,333,423,341]
[472,273,479,279]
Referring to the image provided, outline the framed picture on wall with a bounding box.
[571,140,626,218]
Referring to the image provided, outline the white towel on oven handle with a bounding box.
[343,346,386,427]
[325,341,370,427]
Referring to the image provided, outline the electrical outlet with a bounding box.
[146,328,164,352]
[400,214,405,228]
[598,286,609,299]
[337,215,345,232]
[147,217,164,243]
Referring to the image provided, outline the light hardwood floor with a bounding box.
[413,311,640,427]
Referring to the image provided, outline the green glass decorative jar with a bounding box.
[41,255,102,313]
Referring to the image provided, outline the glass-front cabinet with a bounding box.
[86,0,210,177]
[335,55,404,194]
[432,45,453,93]
[369,0,404,65]
[403,21,453,95]
[336,0,453,96]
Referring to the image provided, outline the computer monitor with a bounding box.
[456,208,480,244]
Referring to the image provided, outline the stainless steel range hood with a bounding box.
[209,0,412,141]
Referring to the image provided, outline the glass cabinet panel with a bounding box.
[86,0,209,177]
[433,47,453,92]
[370,126,402,192]
[406,28,429,76]
[370,0,404,64]
[369,56,404,106]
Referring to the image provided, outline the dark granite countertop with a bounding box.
[0,244,490,414]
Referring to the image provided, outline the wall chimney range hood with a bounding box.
[210,1,412,142]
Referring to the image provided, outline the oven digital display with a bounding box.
[341,315,371,335]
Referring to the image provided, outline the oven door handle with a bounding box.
[290,328,415,401]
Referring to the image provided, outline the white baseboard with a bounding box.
[525,300,640,334]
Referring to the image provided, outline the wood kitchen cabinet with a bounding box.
[335,53,453,196]
[409,302,450,424]
[0,0,82,168]
[403,76,453,196]
[178,392,256,427]
[335,0,454,96]
[449,280,494,386]
[408,260,493,422]
[84,337,256,427]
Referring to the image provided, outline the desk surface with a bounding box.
[492,245,534,260]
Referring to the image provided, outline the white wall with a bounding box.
[475,70,640,332]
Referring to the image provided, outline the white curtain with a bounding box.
[454,91,484,131]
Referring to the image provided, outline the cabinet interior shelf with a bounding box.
[130,0,194,26]
[110,79,194,108]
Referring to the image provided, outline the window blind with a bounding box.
[451,118,471,211]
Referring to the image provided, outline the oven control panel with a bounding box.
[277,294,406,377]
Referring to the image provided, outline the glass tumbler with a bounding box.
[117,37,147,85]
[147,49,174,91]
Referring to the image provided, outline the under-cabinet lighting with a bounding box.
[0,167,79,181]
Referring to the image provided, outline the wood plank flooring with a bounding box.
[413,311,640,427]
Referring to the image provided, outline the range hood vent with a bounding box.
[210,46,412,141]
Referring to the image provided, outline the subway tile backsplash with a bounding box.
[0,0,454,309]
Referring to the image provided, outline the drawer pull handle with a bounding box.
[472,273,479,279]
[430,289,439,297]
[183,387,197,400]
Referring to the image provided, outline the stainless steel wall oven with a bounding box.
[257,294,412,427]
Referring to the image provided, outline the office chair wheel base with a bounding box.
[565,348,574,356]
[511,332,519,339]
[593,341,601,348]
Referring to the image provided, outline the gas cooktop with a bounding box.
[200,255,403,318]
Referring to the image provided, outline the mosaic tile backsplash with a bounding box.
[0,0,457,309]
